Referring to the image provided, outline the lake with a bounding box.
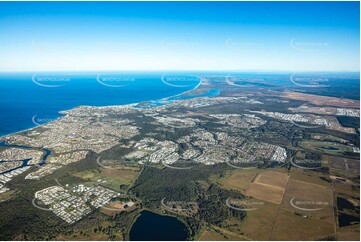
[129,210,188,241]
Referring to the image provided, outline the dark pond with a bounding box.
[337,197,355,211]
[338,213,359,227]
[129,210,188,241]
[337,197,360,228]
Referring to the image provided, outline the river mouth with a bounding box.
[129,210,188,241]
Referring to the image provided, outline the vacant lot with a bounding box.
[269,177,336,240]
[246,183,284,204]
[282,91,360,108]
[281,179,334,223]
[219,169,259,192]
[225,201,279,240]
[334,182,359,196]
[270,208,335,240]
[324,154,360,180]
[254,171,289,190]
[100,168,139,185]
[72,167,140,191]
[336,224,360,241]
[245,171,289,204]
[289,168,332,188]
[327,156,360,170]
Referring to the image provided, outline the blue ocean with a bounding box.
[0,72,202,137]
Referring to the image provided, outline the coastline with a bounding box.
[161,76,203,101]
[0,77,203,139]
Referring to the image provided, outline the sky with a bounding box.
[0,1,359,72]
